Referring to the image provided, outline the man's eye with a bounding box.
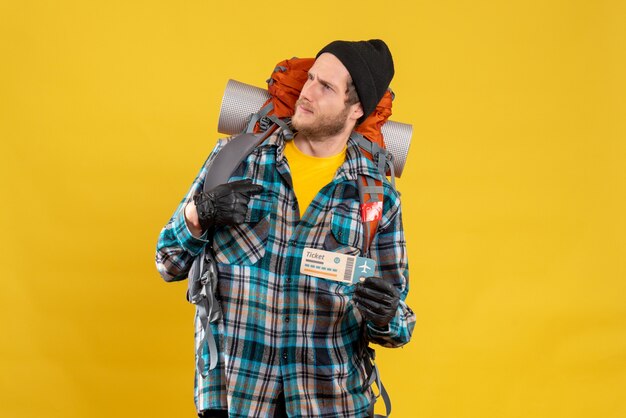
[323,84,332,91]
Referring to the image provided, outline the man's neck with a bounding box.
[293,131,352,158]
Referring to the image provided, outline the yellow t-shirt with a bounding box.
[284,140,346,215]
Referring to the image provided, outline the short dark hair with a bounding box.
[345,78,359,106]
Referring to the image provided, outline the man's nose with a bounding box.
[299,80,315,101]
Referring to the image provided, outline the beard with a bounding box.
[292,99,351,141]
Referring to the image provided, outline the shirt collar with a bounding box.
[263,129,385,182]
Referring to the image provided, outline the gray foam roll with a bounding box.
[381,121,412,178]
[217,79,412,178]
[217,80,270,136]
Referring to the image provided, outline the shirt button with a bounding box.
[282,352,288,360]
[286,278,292,283]
[292,203,297,211]
[285,316,290,323]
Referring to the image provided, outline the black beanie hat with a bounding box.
[316,39,394,123]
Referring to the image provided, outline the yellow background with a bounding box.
[1,0,624,417]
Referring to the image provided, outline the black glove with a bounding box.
[353,277,400,328]
[193,179,264,230]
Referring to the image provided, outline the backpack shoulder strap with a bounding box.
[351,131,396,256]
[202,131,270,192]
[363,347,393,418]
[352,131,397,417]
[190,129,274,376]
[357,175,384,257]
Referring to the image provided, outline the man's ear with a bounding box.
[350,102,364,122]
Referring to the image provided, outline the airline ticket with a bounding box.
[300,247,376,285]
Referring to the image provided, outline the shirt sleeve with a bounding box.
[366,189,416,347]
[155,140,226,282]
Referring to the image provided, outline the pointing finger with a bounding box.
[230,179,264,196]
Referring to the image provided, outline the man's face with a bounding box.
[292,53,363,140]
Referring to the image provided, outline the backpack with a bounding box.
[189,57,408,418]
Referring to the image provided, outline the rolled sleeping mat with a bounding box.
[218,79,413,178]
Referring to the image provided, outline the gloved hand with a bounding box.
[353,277,400,328]
[193,179,264,230]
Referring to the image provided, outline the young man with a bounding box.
[156,39,415,418]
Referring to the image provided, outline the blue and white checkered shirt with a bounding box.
[156,131,415,417]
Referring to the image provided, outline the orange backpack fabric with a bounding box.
[265,57,315,120]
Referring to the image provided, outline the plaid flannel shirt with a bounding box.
[156,131,415,417]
